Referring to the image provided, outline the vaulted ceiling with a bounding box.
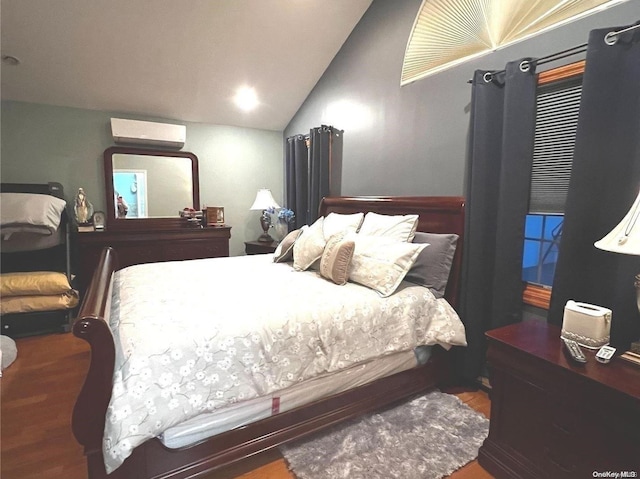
[1,0,372,131]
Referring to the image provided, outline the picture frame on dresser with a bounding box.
[205,206,225,226]
[92,211,106,230]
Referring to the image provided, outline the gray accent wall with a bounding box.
[1,101,283,256]
[284,0,640,197]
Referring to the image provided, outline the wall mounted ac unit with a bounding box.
[110,118,186,149]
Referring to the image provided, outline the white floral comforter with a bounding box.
[103,254,467,473]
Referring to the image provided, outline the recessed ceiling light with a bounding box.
[2,55,21,66]
[234,87,259,111]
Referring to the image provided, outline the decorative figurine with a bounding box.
[74,187,94,225]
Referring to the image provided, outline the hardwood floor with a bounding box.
[0,332,493,479]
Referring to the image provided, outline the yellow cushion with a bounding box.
[0,291,79,314]
[1,271,72,297]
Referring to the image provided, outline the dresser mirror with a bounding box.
[103,146,200,229]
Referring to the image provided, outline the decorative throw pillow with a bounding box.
[0,290,79,315]
[0,271,73,297]
[347,234,426,297]
[405,232,458,298]
[320,233,356,285]
[273,228,303,263]
[293,217,326,271]
[358,212,420,242]
[322,212,364,240]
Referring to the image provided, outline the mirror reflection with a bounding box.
[103,147,200,224]
[111,154,193,218]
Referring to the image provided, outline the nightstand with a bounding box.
[479,321,640,479]
[245,240,278,255]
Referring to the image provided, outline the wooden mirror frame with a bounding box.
[103,146,200,231]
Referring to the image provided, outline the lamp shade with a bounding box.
[595,189,640,255]
[250,188,280,210]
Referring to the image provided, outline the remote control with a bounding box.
[596,345,616,364]
[562,337,587,363]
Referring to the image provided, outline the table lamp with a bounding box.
[594,188,640,346]
[250,188,280,242]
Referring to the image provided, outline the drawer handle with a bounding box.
[544,447,575,473]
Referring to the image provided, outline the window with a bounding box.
[523,214,563,286]
[401,1,621,85]
[522,61,584,308]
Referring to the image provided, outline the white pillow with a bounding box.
[358,212,419,242]
[0,193,67,233]
[347,234,426,297]
[293,217,326,271]
[323,212,364,240]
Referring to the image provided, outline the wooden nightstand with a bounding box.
[479,321,640,479]
[245,240,278,255]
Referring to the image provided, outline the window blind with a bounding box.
[529,79,582,214]
[401,0,622,85]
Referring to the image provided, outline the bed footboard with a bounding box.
[81,346,450,479]
[72,247,118,455]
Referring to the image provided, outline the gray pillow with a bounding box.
[273,228,303,263]
[405,232,458,298]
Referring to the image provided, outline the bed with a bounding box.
[72,195,466,479]
[0,182,78,337]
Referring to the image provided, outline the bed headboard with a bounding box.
[319,196,465,308]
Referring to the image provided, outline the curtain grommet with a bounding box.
[483,72,492,83]
[520,61,530,73]
[604,32,618,46]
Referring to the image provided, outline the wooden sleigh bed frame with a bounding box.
[72,196,465,479]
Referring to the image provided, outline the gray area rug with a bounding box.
[280,391,489,479]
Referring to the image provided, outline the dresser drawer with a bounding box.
[163,239,228,261]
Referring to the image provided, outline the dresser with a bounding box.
[479,321,640,479]
[75,226,231,294]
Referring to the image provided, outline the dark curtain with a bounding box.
[308,125,343,224]
[285,135,308,229]
[457,59,538,382]
[285,125,343,227]
[549,24,640,349]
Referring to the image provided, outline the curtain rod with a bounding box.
[469,22,640,84]
[469,43,587,84]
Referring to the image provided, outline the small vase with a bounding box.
[274,219,289,241]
